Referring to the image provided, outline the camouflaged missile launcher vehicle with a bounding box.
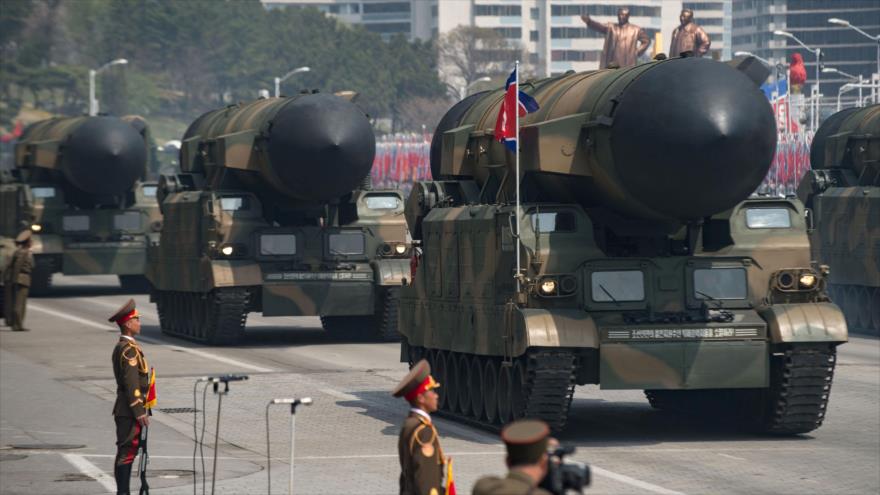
[399,57,848,434]
[0,115,160,294]
[146,94,410,345]
[798,105,879,335]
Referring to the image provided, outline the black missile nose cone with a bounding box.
[611,57,776,220]
[64,117,146,196]
[268,93,375,201]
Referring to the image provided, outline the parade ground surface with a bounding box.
[1,275,878,495]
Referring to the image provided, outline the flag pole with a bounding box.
[514,60,522,295]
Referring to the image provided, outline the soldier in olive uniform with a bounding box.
[5,230,34,331]
[392,359,450,495]
[472,420,554,495]
[109,299,150,495]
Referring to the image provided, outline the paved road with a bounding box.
[1,275,878,494]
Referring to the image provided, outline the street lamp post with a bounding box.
[829,18,880,104]
[824,67,863,110]
[774,30,822,132]
[88,58,128,116]
[829,18,880,80]
[274,66,310,98]
[461,76,492,100]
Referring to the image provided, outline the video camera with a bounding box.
[539,444,591,494]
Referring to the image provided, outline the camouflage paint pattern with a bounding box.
[148,95,408,320]
[1,115,159,284]
[799,105,880,333]
[148,187,409,316]
[0,181,159,276]
[400,59,846,396]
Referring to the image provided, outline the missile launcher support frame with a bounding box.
[399,57,847,434]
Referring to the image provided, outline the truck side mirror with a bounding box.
[508,212,519,239]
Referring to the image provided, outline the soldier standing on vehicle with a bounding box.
[109,299,150,495]
[6,230,34,331]
[392,359,452,495]
[472,419,554,495]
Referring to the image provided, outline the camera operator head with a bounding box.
[503,419,552,483]
[473,419,554,495]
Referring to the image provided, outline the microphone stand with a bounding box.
[265,397,312,495]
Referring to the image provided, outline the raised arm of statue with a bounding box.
[637,28,650,55]
[581,14,609,34]
[696,27,711,56]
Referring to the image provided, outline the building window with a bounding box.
[551,5,660,17]
[493,27,522,39]
[530,30,539,41]
[365,22,411,34]
[326,2,360,14]
[551,27,604,39]
[363,2,410,14]
[474,5,521,16]
[552,50,601,62]
[531,7,539,20]
[683,2,725,11]
[696,18,724,26]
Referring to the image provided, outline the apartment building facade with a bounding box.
[731,0,880,98]
[262,0,734,76]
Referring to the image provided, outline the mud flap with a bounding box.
[760,302,848,344]
[371,258,409,286]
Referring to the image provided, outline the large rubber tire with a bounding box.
[118,275,152,293]
[483,358,499,425]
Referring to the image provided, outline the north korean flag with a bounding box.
[493,67,539,152]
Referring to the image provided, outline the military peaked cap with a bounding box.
[15,230,32,244]
[392,359,440,401]
[501,419,550,466]
[109,298,139,325]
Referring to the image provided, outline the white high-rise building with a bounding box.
[262,0,736,76]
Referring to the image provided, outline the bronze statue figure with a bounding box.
[669,9,711,58]
[581,8,650,68]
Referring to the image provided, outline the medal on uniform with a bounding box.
[421,443,434,457]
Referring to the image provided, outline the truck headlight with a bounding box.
[798,273,817,289]
[220,245,235,256]
[395,244,407,255]
[30,223,42,232]
[539,279,557,295]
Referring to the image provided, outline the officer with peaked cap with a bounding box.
[472,419,554,495]
[5,230,34,331]
[109,298,150,495]
[393,359,450,495]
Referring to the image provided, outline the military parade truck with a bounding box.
[146,93,410,344]
[398,56,848,433]
[798,104,879,334]
[0,115,160,294]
